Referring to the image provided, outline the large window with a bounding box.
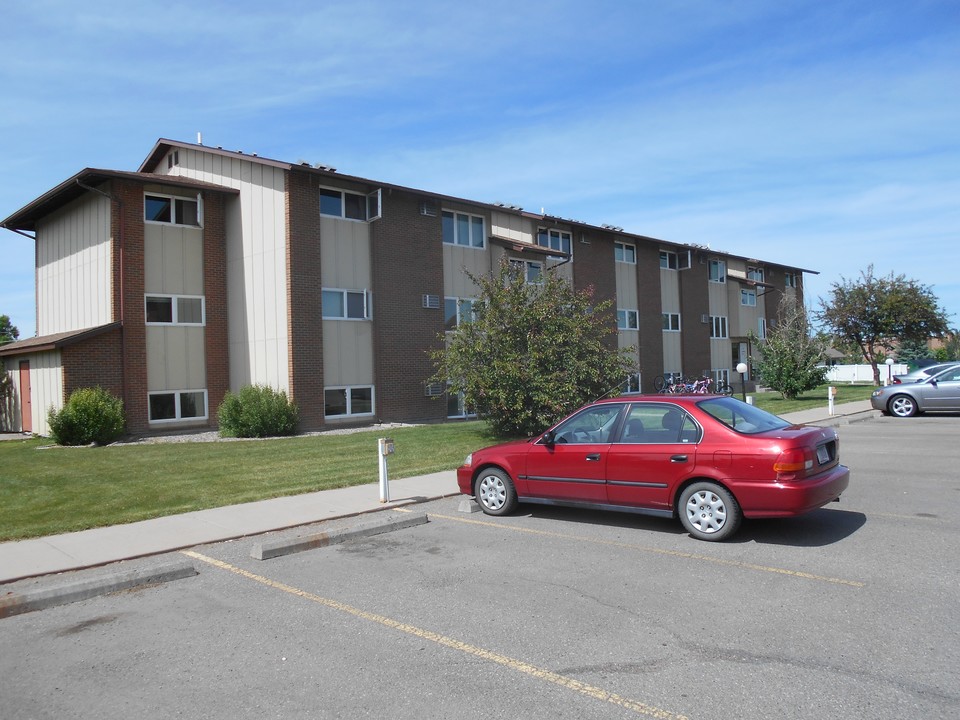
[757,317,767,339]
[444,297,475,331]
[747,267,765,283]
[662,313,681,332]
[322,289,370,320]
[509,259,543,284]
[660,249,690,270]
[708,260,726,283]
[615,242,636,264]
[617,309,639,331]
[784,272,798,288]
[148,390,207,423]
[741,289,757,307]
[325,386,374,418]
[320,188,381,221]
[447,391,475,419]
[710,315,728,339]
[145,193,200,227]
[145,295,205,325]
[536,228,572,257]
[442,210,485,248]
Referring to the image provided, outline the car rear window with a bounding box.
[696,397,791,435]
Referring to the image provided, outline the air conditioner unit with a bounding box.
[420,200,437,217]
[701,314,710,324]
[422,294,440,309]
[424,383,445,397]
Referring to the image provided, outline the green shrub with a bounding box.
[217,384,299,438]
[48,387,126,446]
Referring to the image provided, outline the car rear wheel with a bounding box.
[475,469,518,516]
[678,482,742,541]
[889,394,918,418]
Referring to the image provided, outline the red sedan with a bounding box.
[456,395,850,541]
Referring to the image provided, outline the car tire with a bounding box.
[678,482,742,541]
[888,394,918,418]
[475,468,518,516]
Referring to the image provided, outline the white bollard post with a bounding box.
[828,386,835,416]
[378,438,394,503]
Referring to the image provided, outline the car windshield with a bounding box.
[697,397,791,435]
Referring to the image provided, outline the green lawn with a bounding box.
[0,384,876,541]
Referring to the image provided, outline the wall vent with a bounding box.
[424,383,445,397]
[420,200,437,217]
[701,314,710,324]
[422,294,440,309]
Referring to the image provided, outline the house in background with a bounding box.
[1,138,810,436]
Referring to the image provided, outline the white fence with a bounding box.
[823,363,908,384]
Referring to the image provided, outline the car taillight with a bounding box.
[773,448,813,480]
[893,378,901,384]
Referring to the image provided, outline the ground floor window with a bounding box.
[446,391,475,418]
[621,373,641,393]
[148,389,208,422]
[712,369,731,388]
[325,386,375,418]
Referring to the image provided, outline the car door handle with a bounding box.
[670,455,688,463]
[585,454,601,461]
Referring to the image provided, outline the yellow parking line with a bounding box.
[430,513,865,588]
[181,550,688,720]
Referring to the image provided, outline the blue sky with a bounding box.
[2,0,958,339]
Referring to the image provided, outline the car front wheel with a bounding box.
[678,482,742,541]
[889,394,918,417]
[475,468,518,516]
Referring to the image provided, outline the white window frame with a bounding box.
[319,187,381,221]
[784,272,798,288]
[148,389,208,424]
[741,289,757,307]
[712,369,731,388]
[446,389,476,419]
[662,313,681,332]
[708,260,726,283]
[444,297,476,332]
[617,309,639,331]
[660,249,691,270]
[144,192,202,227]
[747,266,765,283]
[536,228,572,259]
[710,315,728,339]
[324,385,375,418]
[145,294,206,326]
[758,317,767,339]
[509,259,543,284]
[322,288,371,320]
[442,210,485,249]
[622,372,641,394]
[615,241,636,264]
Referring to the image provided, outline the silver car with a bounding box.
[871,365,960,417]
[892,362,960,384]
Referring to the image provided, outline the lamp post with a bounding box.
[885,357,894,386]
[736,362,748,403]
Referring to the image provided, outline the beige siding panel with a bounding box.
[662,334,683,376]
[321,320,373,386]
[443,245,489,297]
[146,327,207,391]
[173,149,289,392]
[490,212,527,242]
[710,340,732,372]
[616,263,638,307]
[707,282,728,314]
[320,217,372,289]
[618,330,639,351]
[659,269,680,313]
[35,193,112,335]
[8,351,63,437]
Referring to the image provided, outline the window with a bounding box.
[536,228,572,257]
[708,260,726,283]
[322,289,370,320]
[148,390,208,423]
[320,188,381,221]
[712,368,731,388]
[615,242,636,264]
[758,317,767,339]
[324,386,374,418]
[509,259,543,284]
[710,315,728,339]
[145,295,205,325]
[741,289,757,307]
[444,297,475,331]
[144,193,200,226]
[784,272,798,288]
[662,313,681,332]
[617,309,639,330]
[446,391,475,419]
[660,249,690,270]
[618,404,701,444]
[621,373,641,394]
[442,210,485,248]
[548,403,624,445]
[747,267,765,283]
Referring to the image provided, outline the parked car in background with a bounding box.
[872,365,960,417]
[457,395,850,541]
[892,362,960,384]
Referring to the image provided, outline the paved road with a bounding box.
[1,414,957,719]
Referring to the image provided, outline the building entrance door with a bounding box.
[18,361,32,433]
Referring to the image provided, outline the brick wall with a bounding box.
[370,189,446,422]
[203,192,230,427]
[680,254,711,377]
[61,328,124,400]
[635,243,665,391]
[285,171,325,429]
[571,230,619,352]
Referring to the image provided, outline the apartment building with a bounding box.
[1,139,808,435]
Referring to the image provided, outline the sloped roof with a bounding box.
[0,323,121,357]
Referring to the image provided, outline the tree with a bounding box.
[817,265,949,385]
[752,296,827,399]
[895,338,932,367]
[0,315,18,345]
[431,258,636,437]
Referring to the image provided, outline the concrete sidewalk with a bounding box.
[0,399,877,585]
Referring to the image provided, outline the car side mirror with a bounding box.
[541,430,556,446]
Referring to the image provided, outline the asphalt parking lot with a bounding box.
[1,415,958,719]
